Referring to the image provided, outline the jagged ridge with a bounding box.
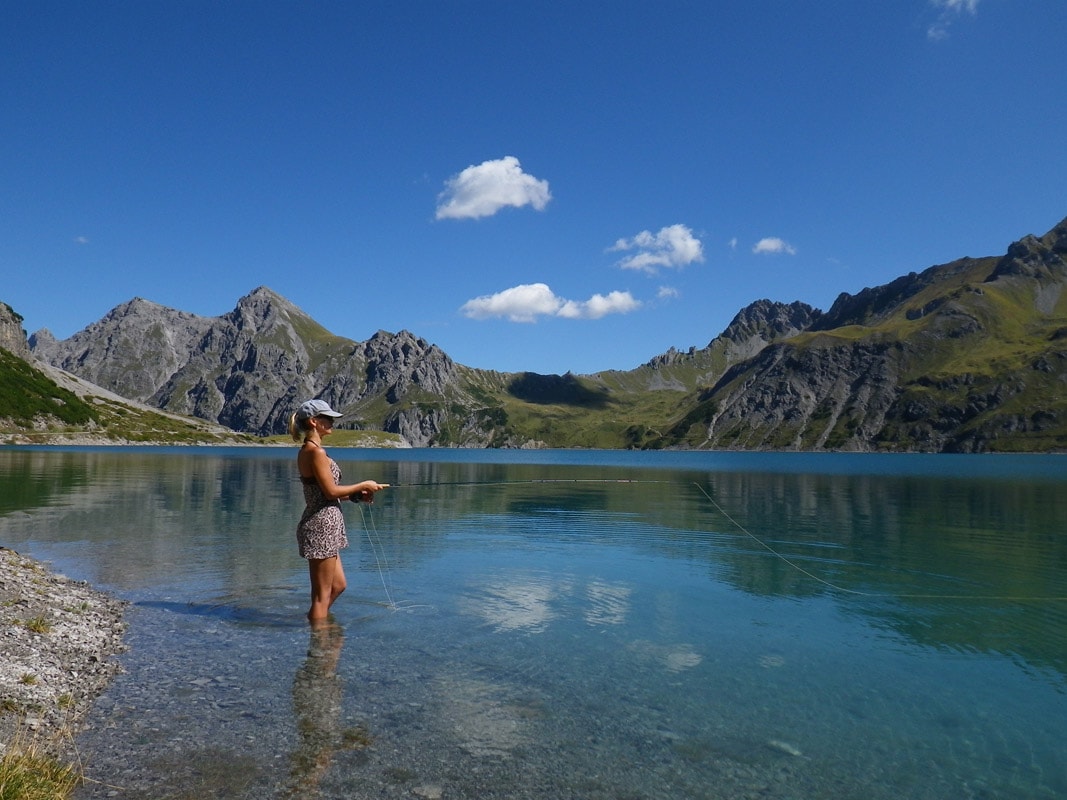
[13,215,1067,452]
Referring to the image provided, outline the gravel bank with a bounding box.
[0,547,127,754]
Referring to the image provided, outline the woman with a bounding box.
[289,399,387,624]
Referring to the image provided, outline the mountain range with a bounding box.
[5,214,1067,452]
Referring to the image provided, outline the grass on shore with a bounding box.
[0,736,79,800]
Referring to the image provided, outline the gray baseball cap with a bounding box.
[297,399,343,420]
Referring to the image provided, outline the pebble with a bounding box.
[0,547,128,754]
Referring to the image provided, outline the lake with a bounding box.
[1,447,1065,799]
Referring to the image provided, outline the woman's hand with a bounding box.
[350,481,389,503]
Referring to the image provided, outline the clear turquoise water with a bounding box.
[1,447,1065,799]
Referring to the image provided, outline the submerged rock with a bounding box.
[766,738,803,758]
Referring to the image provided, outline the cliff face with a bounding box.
[0,303,30,358]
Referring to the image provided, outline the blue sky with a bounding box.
[3,1,1065,375]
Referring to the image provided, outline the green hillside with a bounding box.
[0,349,254,445]
[423,228,1067,453]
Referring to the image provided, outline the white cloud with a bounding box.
[752,237,797,256]
[610,224,704,274]
[460,283,640,322]
[558,290,641,320]
[435,156,551,220]
[657,286,679,300]
[74,236,89,245]
[461,283,561,322]
[934,0,979,13]
[927,0,979,40]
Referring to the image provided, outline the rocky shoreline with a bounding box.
[0,547,127,755]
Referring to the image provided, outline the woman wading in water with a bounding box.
[289,399,388,624]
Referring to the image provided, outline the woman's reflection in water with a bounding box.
[285,621,371,797]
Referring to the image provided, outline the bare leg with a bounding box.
[307,555,347,623]
[330,556,347,607]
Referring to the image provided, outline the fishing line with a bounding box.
[349,479,666,612]
[690,481,1067,602]
[353,502,398,610]
[354,502,434,613]
[358,477,1064,605]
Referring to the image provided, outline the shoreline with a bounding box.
[0,432,410,448]
[0,547,127,755]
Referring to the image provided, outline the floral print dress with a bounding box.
[296,457,348,560]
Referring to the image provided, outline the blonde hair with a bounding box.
[288,411,311,443]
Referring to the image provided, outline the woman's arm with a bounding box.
[307,447,388,500]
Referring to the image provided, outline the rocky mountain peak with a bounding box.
[27,295,215,402]
[362,329,457,400]
[26,327,55,351]
[0,302,30,358]
[713,299,819,362]
[721,299,819,344]
[25,289,467,440]
[228,286,293,329]
[644,345,697,368]
[989,215,1067,282]
[102,296,173,323]
[363,329,438,362]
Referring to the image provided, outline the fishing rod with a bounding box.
[387,478,670,488]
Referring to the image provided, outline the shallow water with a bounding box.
[1,447,1065,799]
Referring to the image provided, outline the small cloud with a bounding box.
[435,156,551,220]
[558,291,641,320]
[728,237,738,251]
[927,0,979,40]
[460,283,640,322]
[752,237,797,256]
[74,236,89,245]
[461,283,560,322]
[657,286,680,300]
[610,224,704,274]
